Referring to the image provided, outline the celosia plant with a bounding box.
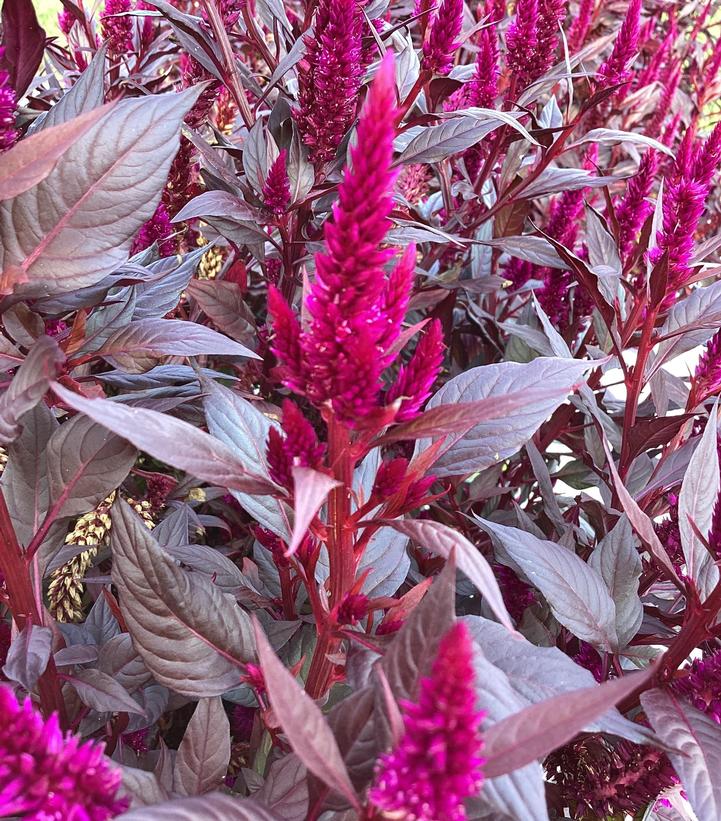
[2,0,721,817]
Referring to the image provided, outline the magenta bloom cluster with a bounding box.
[370,621,485,820]
[100,0,134,57]
[0,47,17,153]
[422,0,464,76]
[270,54,445,426]
[0,687,128,820]
[295,0,363,164]
[506,0,567,91]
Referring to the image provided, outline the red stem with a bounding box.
[0,491,66,723]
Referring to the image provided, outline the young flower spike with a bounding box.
[386,319,445,421]
[614,150,658,261]
[595,0,642,92]
[270,53,420,426]
[422,0,465,76]
[262,149,291,215]
[266,399,325,490]
[0,687,128,818]
[295,0,363,164]
[370,621,485,820]
[0,47,17,152]
[100,0,134,57]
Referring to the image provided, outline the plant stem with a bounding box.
[0,491,66,723]
[305,415,355,698]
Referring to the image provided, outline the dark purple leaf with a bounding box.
[0,0,45,96]
[68,668,147,715]
[252,617,359,809]
[484,666,654,777]
[2,623,52,691]
[173,697,231,796]
[52,382,279,495]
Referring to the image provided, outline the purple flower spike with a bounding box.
[507,0,567,91]
[0,47,17,153]
[386,319,445,421]
[596,0,642,92]
[100,0,134,57]
[263,149,291,216]
[422,0,465,76]
[0,687,128,819]
[295,0,363,165]
[370,621,485,820]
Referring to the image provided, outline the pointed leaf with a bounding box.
[174,697,231,796]
[0,106,111,200]
[52,382,278,495]
[0,336,64,443]
[99,318,259,366]
[287,467,340,556]
[679,404,720,599]
[642,688,721,821]
[421,357,590,478]
[46,414,136,518]
[2,623,52,691]
[588,516,644,647]
[252,618,359,809]
[110,500,255,697]
[476,518,618,650]
[0,89,202,298]
[69,668,147,715]
[484,667,654,777]
[385,518,515,632]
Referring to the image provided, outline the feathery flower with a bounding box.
[495,563,536,622]
[647,65,680,138]
[270,53,418,425]
[337,592,370,624]
[396,163,433,205]
[372,457,410,500]
[0,47,17,153]
[445,26,499,110]
[692,122,721,190]
[0,687,128,819]
[595,0,641,92]
[262,149,291,215]
[546,735,677,817]
[370,622,485,820]
[689,328,721,408]
[422,0,464,75]
[614,150,659,261]
[266,400,325,490]
[100,0,133,56]
[671,649,721,723]
[506,0,567,91]
[649,162,707,295]
[131,202,176,257]
[295,0,363,164]
[386,319,445,421]
[58,8,74,35]
[180,53,220,130]
[567,0,595,52]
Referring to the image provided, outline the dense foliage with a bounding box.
[1,0,721,817]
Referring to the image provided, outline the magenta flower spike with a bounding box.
[422,0,465,76]
[386,319,445,421]
[295,0,363,164]
[266,399,325,489]
[370,621,485,820]
[567,0,595,52]
[671,649,721,723]
[506,0,567,90]
[596,0,642,92]
[446,26,500,110]
[689,329,721,408]
[614,150,659,260]
[0,687,128,819]
[0,47,17,153]
[262,149,291,215]
[131,202,175,257]
[100,0,134,57]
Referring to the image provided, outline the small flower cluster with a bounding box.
[100,0,134,57]
[370,622,485,819]
[0,47,17,153]
[0,687,128,819]
[546,736,677,818]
